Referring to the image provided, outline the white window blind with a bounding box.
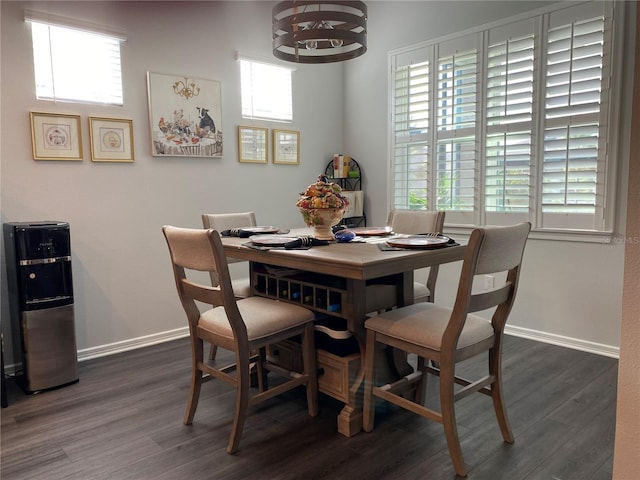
[389,0,617,237]
[240,59,293,122]
[27,14,124,105]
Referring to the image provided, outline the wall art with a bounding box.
[30,112,82,161]
[238,126,268,163]
[147,72,222,157]
[89,117,134,162]
[273,129,299,165]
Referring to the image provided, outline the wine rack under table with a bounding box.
[252,263,349,318]
[252,262,360,402]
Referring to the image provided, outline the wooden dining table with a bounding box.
[221,227,466,436]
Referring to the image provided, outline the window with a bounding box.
[26,10,125,105]
[390,1,620,238]
[240,58,293,122]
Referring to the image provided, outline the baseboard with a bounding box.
[4,324,617,376]
[77,327,189,362]
[79,325,618,361]
[505,325,619,359]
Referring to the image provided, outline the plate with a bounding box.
[350,226,393,236]
[386,235,450,249]
[249,235,298,246]
[239,226,280,234]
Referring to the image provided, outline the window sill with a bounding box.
[444,225,615,244]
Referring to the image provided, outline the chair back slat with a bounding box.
[181,278,224,306]
[468,283,512,313]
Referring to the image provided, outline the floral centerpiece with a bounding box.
[297,175,350,240]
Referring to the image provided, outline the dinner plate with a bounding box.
[386,235,450,249]
[239,226,281,234]
[250,235,298,246]
[350,226,393,236]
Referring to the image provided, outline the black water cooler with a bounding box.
[4,222,78,393]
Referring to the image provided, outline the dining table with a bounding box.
[221,227,466,437]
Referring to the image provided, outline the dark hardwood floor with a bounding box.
[1,335,617,480]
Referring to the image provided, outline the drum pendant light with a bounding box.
[272,1,367,64]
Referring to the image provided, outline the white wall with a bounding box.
[343,0,633,356]
[0,0,346,362]
[0,1,632,363]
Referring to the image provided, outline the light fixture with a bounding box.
[272,1,367,64]
[172,77,200,99]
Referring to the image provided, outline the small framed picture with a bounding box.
[30,112,83,161]
[273,129,300,165]
[89,117,134,162]
[238,126,268,163]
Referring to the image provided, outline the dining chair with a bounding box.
[202,212,256,299]
[162,226,318,454]
[202,212,257,361]
[363,210,445,314]
[387,209,446,303]
[362,222,531,477]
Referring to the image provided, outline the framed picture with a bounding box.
[237,126,268,163]
[89,117,134,162]
[30,112,82,161]
[273,129,300,165]
[147,71,223,157]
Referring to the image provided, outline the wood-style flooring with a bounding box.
[1,335,617,480]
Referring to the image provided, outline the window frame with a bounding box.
[25,9,126,106]
[238,55,294,123]
[387,0,625,243]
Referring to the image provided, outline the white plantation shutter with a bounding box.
[485,132,532,214]
[435,137,476,213]
[393,141,430,210]
[392,49,432,210]
[389,0,618,238]
[484,20,535,225]
[542,124,600,213]
[435,37,478,224]
[541,2,609,230]
[436,49,477,131]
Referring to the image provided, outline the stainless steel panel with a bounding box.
[21,304,78,392]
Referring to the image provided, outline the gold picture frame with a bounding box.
[273,129,300,165]
[237,126,268,163]
[89,117,135,162]
[30,112,83,161]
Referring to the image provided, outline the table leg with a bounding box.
[338,404,363,437]
[336,280,366,436]
[336,273,415,436]
[337,336,405,436]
